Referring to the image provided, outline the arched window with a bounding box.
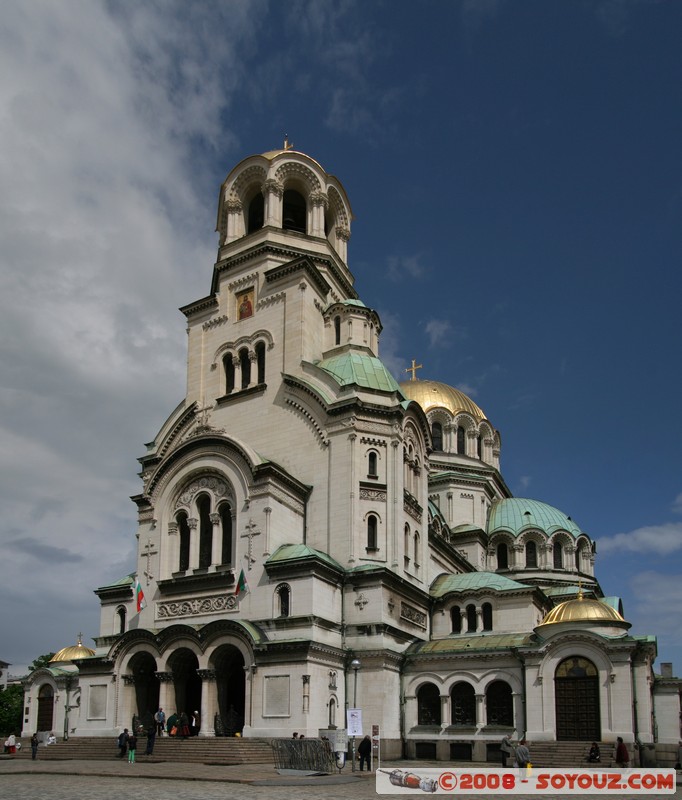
[247,192,264,234]
[451,605,462,634]
[553,541,563,569]
[219,502,232,566]
[497,543,508,570]
[276,584,290,617]
[456,426,465,454]
[334,316,341,345]
[224,354,235,394]
[486,680,513,726]
[282,189,306,233]
[482,602,493,631]
[117,606,126,635]
[197,493,212,570]
[239,348,251,389]
[328,696,337,727]
[525,541,537,568]
[368,451,378,478]
[477,435,482,458]
[417,683,441,726]
[466,603,477,632]
[450,682,475,726]
[404,524,410,567]
[255,341,266,385]
[177,511,190,572]
[413,532,420,566]
[431,422,443,451]
[367,514,378,551]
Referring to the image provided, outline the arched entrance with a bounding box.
[169,648,202,719]
[555,656,601,740]
[129,651,160,731]
[213,645,245,735]
[37,684,54,732]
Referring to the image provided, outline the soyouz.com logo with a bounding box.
[375,768,676,794]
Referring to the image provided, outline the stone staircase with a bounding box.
[12,736,275,765]
[525,741,614,768]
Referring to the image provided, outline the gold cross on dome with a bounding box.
[405,359,423,381]
[283,135,293,151]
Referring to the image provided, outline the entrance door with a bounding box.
[37,684,54,732]
[555,657,601,740]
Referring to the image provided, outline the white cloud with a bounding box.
[671,493,682,514]
[628,571,682,644]
[598,523,682,555]
[387,254,426,281]
[425,319,453,347]
[0,0,260,663]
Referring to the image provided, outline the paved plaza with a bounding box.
[0,759,679,800]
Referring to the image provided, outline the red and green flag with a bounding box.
[135,577,147,613]
[234,568,248,596]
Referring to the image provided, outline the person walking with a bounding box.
[500,734,514,767]
[515,739,530,773]
[358,734,372,772]
[190,710,201,736]
[116,728,129,758]
[31,733,39,760]
[615,737,630,768]
[127,732,137,763]
[179,711,190,739]
[145,722,156,755]
[154,707,166,737]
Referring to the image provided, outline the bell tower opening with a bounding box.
[282,189,306,233]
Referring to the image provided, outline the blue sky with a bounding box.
[1,0,680,675]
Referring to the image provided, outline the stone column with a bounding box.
[540,542,551,570]
[511,543,523,570]
[475,693,485,728]
[188,517,199,571]
[263,179,283,227]
[121,675,137,731]
[225,199,244,243]
[155,672,174,725]
[310,191,328,237]
[335,226,350,263]
[440,694,449,728]
[476,607,483,633]
[167,522,178,576]
[565,544,577,572]
[197,669,217,737]
[209,512,221,568]
[512,691,523,736]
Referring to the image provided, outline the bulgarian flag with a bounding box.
[234,568,248,596]
[135,576,147,613]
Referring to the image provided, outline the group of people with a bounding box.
[116,708,201,762]
[501,735,637,769]
[500,735,530,769]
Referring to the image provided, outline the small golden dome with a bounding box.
[400,379,487,422]
[540,594,627,626]
[50,636,96,664]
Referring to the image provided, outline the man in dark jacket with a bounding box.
[358,735,372,772]
[117,728,129,758]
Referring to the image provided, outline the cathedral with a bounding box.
[23,146,680,761]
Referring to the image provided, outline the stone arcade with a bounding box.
[23,146,680,761]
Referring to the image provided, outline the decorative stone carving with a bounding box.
[158,594,238,619]
[359,487,387,502]
[354,593,369,611]
[400,602,427,629]
[176,477,229,510]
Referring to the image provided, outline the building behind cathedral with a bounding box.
[23,146,681,761]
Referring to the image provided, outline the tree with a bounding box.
[28,653,55,673]
[0,684,23,735]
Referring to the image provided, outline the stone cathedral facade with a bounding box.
[23,146,680,761]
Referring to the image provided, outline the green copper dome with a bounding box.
[488,498,584,539]
[316,352,402,393]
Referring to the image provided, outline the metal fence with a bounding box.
[271,738,337,773]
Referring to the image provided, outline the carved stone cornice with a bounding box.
[158,593,239,619]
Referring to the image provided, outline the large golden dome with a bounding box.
[50,637,96,664]
[539,593,628,627]
[400,379,487,421]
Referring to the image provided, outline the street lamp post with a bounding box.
[350,658,361,772]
